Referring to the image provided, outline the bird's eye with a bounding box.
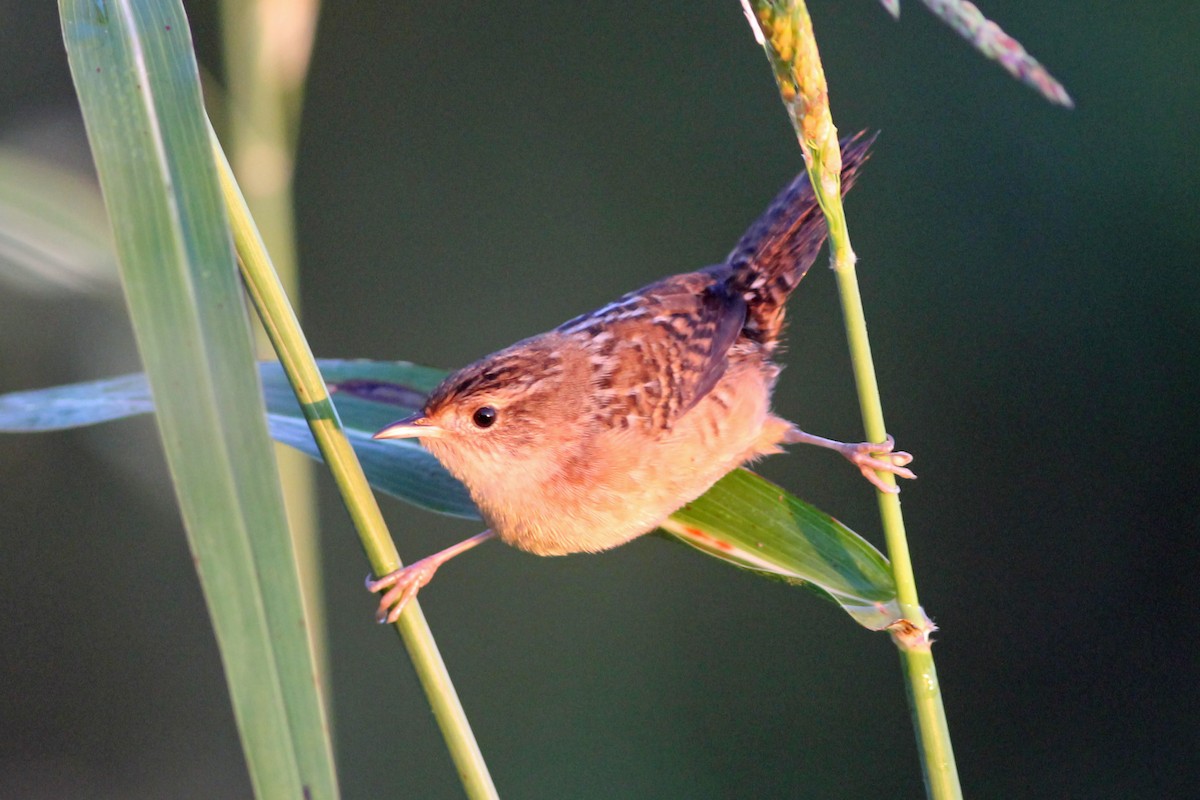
[471,406,498,428]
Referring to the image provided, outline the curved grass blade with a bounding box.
[1,357,899,628]
[0,364,478,520]
[59,1,338,797]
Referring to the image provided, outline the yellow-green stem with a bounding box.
[210,121,500,800]
[748,2,961,798]
[833,237,961,800]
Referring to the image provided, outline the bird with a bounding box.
[367,132,913,623]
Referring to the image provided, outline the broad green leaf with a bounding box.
[59,1,337,797]
[2,358,899,629]
[661,472,898,630]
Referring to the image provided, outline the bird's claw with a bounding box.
[842,435,916,494]
[366,559,440,624]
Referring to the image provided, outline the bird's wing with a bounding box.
[559,270,746,430]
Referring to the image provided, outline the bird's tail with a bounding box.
[725,131,876,350]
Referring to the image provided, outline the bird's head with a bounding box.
[373,337,582,489]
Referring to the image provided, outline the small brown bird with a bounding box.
[369,132,913,623]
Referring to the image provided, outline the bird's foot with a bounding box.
[783,427,915,493]
[365,529,497,624]
[836,435,915,493]
[366,558,441,624]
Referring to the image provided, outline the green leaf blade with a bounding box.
[663,469,899,630]
[59,1,338,797]
[279,361,901,627]
[0,373,153,431]
[1,355,900,629]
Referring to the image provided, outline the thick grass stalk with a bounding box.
[744,2,961,798]
[209,122,500,800]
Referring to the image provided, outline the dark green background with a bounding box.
[1,2,1195,798]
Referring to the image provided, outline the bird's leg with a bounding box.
[784,428,916,494]
[366,529,497,623]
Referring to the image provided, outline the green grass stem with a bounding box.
[210,121,500,800]
[746,2,962,797]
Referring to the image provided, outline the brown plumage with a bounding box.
[367,131,913,622]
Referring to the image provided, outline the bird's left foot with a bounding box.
[365,529,497,624]
[366,559,441,624]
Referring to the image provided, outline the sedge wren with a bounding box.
[368,132,913,623]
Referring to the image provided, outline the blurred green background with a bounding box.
[1,2,1196,798]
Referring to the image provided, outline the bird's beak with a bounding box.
[373,413,443,440]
